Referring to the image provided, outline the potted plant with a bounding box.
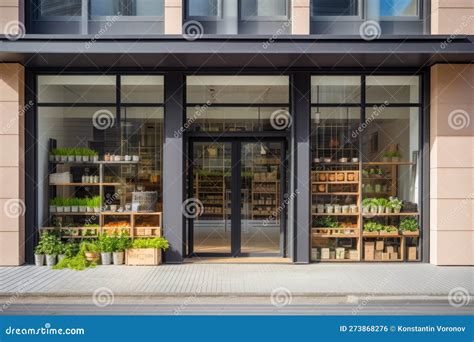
[92,196,101,213]
[112,231,131,265]
[79,198,87,213]
[91,150,99,162]
[82,241,101,263]
[73,148,81,162]
[362,198,373,213]
[39,232,62,266]
[70,198,79,213]
[376,198,389,214]
[34,242,45,266]
[63,198,71,213]
[66,148,74,162]
[389,196,403,214]
[399,218,419,236]
[381,225,399,236]
[382,151,392,163]
[316,204,325,213]
[325,204,334,214]
[86,197,94,213]
[341,205,350,214]
[98,233,114,265]
[363,221,383,236]
[57,242,67,263]
[55,198,64,213]
[125,237,169,266]
[49,198,58,213]
[334,204,341,214]
[391,151,402,162]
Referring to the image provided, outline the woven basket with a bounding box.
[132,191,157,212]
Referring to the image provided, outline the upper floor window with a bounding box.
[241,0,289,20]
[90,0,164,17]
[38,0,82,17]
[187,0,221,18]
[311,0,419,18]
[312,0,358,17]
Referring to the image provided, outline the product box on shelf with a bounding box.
[375,251,383,260]
[321,248,330,260]
[390,252,399,260]
[375,240,384,251]
[382,252,390,261]
[125,248,161,266]
[408,247,417,261]
[349,250,359,260]
[335,248,345,260]
[364,242,375,261]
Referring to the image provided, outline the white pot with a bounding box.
[316,205,325,213]
[385,207,392,213]
[87,206,94,213]
[350,205,358,214]
[94,207,100,213]
[93,176,99,183]
[35,254,45,266]
[60,156,67,162]
[132,155,140,162]
[110,205,118,212]
[334,205,342,214]
[56,206,64,213]
[49,205,56,213]
[342,205,350,213]
[392,157,400,162]
[67,156,74,162]
[93,156,99,162]
[45,255,57,266]
[370,207,377,214]
[63,206,71,213]
[79,206,87,213]
[113,252,124,265]
[377,206,385,214]
[326,206,334,214]
[58,254,66,263]
[55,155,61,162]
[82,156,89,162]
[114,156,121,161]
[382,157,390,163]
[71,206,79,213]
[49,154,55,162]
[101,252,112,265]
[75,155,82,162]
[393,208,401,214]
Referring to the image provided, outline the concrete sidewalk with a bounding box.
[0,263,473,296]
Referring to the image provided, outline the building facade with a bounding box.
[0,0,472,266]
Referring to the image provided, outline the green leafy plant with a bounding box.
[98,233,114,253]
[363,221,384,232]
[314,216,339,228]
[382,225,398,233]
[131,237,169,250]
[399,218,419,232]
[63,242,80,258]
[112,231,132,252]
[36,232,62,255]
[388,196,403,212]
[375,198,389,208]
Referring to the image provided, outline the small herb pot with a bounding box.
[34,254,45,266]
[377,206,385,214]
[93,156,99,162]
[82,156,89,162]
[132,155,140,162]
[87,206,94,213]
[49,205,56,213]
[316,205,325,213]
[75,155,82,162]
[370,207,377,214]
[392,157,400,163]
[63,206,71,213]
[385,207,392,214]
[67,156,74,162]
[342,205,350,214]
[71,206,79,213]
[58,254,66,263]
[382,157,390,163]
[101,252,112,265]
[55,155,61,162]
[393,207,401,214]
[60,156,67,162]
[79,206,87,213]
[56,206,64,213]
[124,155,132,161]
[350,205,358,214]
[94,207,100,213]
[113,252,124,265]
[334,205,342,214]
[326,205,334,214]
[45,255,57,266]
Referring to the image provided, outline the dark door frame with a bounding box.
[187,136,288,258]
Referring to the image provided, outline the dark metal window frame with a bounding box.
[32,0,83,21]
[184,0,223,22]
[309,71,426,263]
[311,0,362,21]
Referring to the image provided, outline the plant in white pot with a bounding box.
[112,231,131,265]
[79,198,87,213]
[391,151,402,163]
[376,198,389,214]
[63,198,72,213]
[39,232,62,267]
[98,233,114,265]
[66,148,75,162]
[389,196,403,214]
[49,198,58,213]
[55,198,64,213]
[34,241,45,266]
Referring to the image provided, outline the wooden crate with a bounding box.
[407,247,417,261]
[125,248,161,266]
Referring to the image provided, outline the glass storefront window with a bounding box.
[310,75,421,263]
[121,76,164,103]
[38,75,116,104]
[366,76,419,104]
[311,76,361,104]
[37,75,164,240]
[90,0,164,17]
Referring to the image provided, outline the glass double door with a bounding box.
[189,140,286,257]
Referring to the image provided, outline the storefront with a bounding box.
[26,69,428,264]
